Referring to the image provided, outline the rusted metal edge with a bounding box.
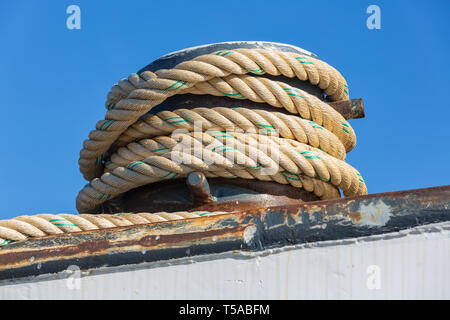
[0,185,449,281]
[146,94,364,120]
[328,98,365,119]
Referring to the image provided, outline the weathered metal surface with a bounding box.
[138,41,318,73]
[328,98,365,120]
[146,93,364,121]
[0,185,448,281]
[186,172,216,205]
[100,177,319,214]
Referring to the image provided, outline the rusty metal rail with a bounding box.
[0,185,449,281]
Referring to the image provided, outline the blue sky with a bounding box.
[0,0,449,219]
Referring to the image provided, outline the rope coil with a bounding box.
[76,48,365,213]
[0,46,367,244]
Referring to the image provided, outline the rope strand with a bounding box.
[0,212,226,244]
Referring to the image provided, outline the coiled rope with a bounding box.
[0,47,367,245]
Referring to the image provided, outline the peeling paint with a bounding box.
[357,200,392,227]
[243,225,257,245]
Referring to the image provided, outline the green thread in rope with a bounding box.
[318,146,328,154]
[247,68,264,74]
[247,164,262,169]
[164,116,187,124]
[160,172,179,179]
[283,88,302,94]
[94,154,103,166]
[343,84,349,95]
[357,173,364,182]
[216,50,235,57]
[99,120,116,131]
[296,56,313,65]
[255,123,277,132]
[283,87,304,98]
[128,161,145,170]
[104,121,116,130]
[308,121,323,129]
[49,219,78,227]
[0,239,13,246]
[211,145,223,152]
[213,134,233,138]
[151,147,169,153]
[164,80,187,91]
[212,146,236,153]
[199,212,213,216]
[281,171,301,181]
[222,92,245,99]
[285,92,304,99]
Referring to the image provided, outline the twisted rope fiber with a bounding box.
[0,212,226,244]
[0,48,367,244]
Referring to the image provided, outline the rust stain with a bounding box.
[349,211,362,223]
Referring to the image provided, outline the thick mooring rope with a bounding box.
[0,47,367,244]
[0,212,226,244]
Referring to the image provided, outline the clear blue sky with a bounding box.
[1,0,449,219]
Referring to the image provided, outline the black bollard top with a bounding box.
[138,41,318,74]
[137,41,324,114]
